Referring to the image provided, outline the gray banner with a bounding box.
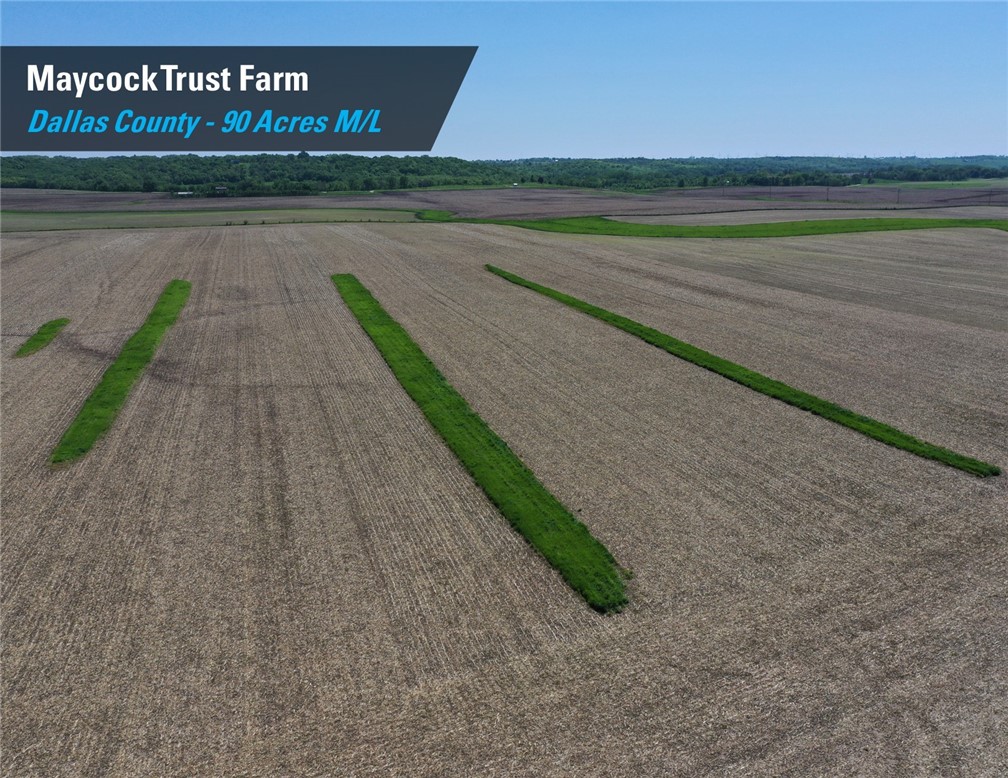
[1,46,476,151]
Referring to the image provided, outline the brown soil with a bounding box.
[3,184,1006,219]
[2,219,1005,775]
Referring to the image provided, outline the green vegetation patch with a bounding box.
[857,178,1008,189]
[416,210,1008,237]
[487,265,1000,478]
[472,215,1008,238]
[14,318,70,357]
[332,273,628,612]
[51,280,191,464]
[415,209,456,222]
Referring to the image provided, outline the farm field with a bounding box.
[0,207,416,232]
[2,202,1007,774]
[4,182,1006,219]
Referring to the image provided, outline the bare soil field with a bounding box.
[0,207,415,232]
[3,217,1006,775]
[4,183,1006,219]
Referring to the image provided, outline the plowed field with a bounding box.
[3,218,1006,774]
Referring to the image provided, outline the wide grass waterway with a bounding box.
[419,211,1007,237]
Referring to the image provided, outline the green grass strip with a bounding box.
[14,318,70,357]
[487,265,1000,478]
[415,209,456,222]
[51,280,191,464]
[332,273,628,612]
[419,211,1008,238]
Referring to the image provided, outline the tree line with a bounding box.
[2,153,1005,196]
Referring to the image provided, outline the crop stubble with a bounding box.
[3,219,1006,774]
[484,264,998,475]
[50,279,191,463]
[332,271,627,611]
[2,225,607,776]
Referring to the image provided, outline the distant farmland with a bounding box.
[2,187,1006,775]
[3,181,1006,219]
[0,207,417,232]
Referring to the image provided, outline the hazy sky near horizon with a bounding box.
[2,1,1005,159]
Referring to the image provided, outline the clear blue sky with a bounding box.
[2,1,1005,158]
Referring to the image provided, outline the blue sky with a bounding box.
[2,1,1005,158]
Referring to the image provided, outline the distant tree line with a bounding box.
[1,153,1005,196]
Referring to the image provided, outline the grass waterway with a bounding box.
[51,280,191,464]
[487,265,1000,478]
[333,273,628,612]
[419,211,1008,238]
[15,318,70,357]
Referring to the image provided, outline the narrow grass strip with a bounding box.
[14,318,70,357]
[487,265,1000,478]
[51,280,191,464]
[418,211,1008,238]
[484,215,1008,238]
[332,273,628,612]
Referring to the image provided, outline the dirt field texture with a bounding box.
[2,211,1007,774]
[0,208,416,233]
[4,183,1007,219]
